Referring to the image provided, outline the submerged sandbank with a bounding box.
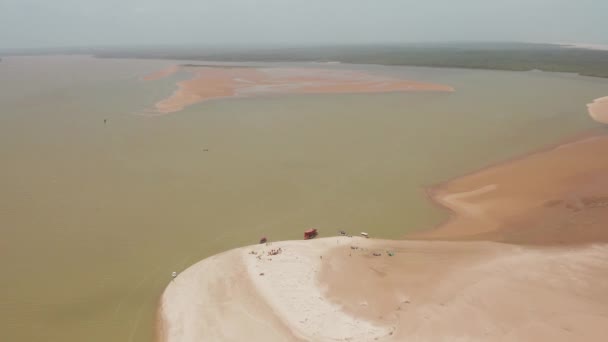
[587,96,608,124]
[141,65,179,81]
[413,133,608,244]
[144,66,454,114]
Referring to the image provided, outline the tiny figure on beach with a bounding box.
[171,271,177,280]
[268,247,282,256]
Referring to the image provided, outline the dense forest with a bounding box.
[3,42,608,78]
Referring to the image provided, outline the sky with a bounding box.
[1,0,607,49]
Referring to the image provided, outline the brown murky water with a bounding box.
[1,56,607,341]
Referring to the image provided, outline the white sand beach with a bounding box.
[160,237,608,342]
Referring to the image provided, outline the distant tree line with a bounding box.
[4,43,608,78]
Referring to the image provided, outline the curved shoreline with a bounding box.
[587,96,608,124]
[413,132,608,244]
[159,131,608,341]
[160,240,608,341]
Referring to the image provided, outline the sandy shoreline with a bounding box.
[161,135,608,341]
[159,131,608,341]
[161,238,608,341]
[145,66,454,114]
[587,96,608,124]
[412,133,608,244]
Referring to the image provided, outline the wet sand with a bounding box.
[587,96,608,124]
[146,66,454,114]
[413,133,608,244]
[141,65,179,81]
[319,239,608,341]
[160,133,608,341]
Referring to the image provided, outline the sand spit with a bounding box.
[160,247,299,342]
[160,237,389,342]
[413,133,608,244]
[587,96,608,124]
[142,65,179,81]
[145,66,454,114]
[161,237,608,342]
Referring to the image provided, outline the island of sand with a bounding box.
[159,133,608,341]
[143,65,454,114]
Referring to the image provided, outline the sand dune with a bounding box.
[146,66,454,114]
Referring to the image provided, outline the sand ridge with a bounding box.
[145,66,455,114]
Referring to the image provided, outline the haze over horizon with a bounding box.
[1,0,607,49]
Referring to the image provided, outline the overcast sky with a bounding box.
[1,0,607,48]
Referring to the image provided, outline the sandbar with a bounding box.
[413,133,608,244]
[145,66,454,114]
[587,96,608,124]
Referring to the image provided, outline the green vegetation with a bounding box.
[4,43,608,78]
[98,43,608,78]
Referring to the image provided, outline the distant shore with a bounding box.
[3,43,608,78]
[159,131,608,341]
[90,42,608,79]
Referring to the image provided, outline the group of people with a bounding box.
[267,247,283,256]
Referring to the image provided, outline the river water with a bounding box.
[1,56,607,341]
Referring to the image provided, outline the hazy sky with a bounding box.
[1,0,607,48]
